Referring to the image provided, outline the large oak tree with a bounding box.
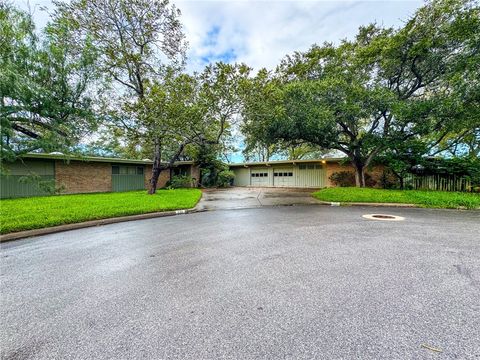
[241,0,479,187]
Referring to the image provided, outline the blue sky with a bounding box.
[19,0,423,73]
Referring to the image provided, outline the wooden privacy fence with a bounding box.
[404,174,472,192]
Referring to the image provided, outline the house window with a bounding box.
[299,164,307,170]
[112,165,144,175]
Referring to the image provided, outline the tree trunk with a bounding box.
[149,140,162,194]
[352,161,366,188]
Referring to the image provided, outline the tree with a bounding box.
[53,0,187,193]
[242,0,479,187]
[53,0,187,99]
[139,63,248,193]
[0,3,99,164]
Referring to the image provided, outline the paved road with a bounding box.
[1,206,479,359]
[197,187,321,210]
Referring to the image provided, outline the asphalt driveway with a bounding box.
[1,206,479,359]
[197,187,321,210]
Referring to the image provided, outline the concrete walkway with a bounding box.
[197,187,321,210]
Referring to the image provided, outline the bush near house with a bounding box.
[166,175,194,189]
[329,171,376,187]
[313,187,480,210]
[0,189,202,234]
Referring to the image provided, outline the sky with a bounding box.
[17,0,423,73]
[15,0,424,162]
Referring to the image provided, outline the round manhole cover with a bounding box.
[362,214,405,221]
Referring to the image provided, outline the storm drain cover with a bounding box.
[362,214,405,221]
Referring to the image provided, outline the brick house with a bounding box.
[1,153,200,199]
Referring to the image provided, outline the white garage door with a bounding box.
[251,170,270,186]
[273,168,295,187]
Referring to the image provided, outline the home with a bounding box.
[0,153,200,199]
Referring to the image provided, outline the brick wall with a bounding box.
[326,162,354,187]
[55,160,112,194]
[144,166,170,189]
[190,165,200,187]
[326,161,387,187]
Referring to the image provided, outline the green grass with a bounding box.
[0,189,202,234]
[313,187,480,210]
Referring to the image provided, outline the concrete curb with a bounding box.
[315,200,418,208]
[0,207,199,243]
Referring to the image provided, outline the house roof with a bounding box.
[20,153,195,166]
[228,157,347,167]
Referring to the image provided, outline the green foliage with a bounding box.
[194,143,231,187]
[313,187,480,209]
[329,172,356,187]
[329,171,376,188]
[0,189,202,234]
[166,175,193,189]
[241,0,480,187]
[0,3,99,161]
[216,170,235,187]
[17,174,64,195]
[53,0,187,99]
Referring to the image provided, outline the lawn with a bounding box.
[0,189,202,234]
[313,187,480,210]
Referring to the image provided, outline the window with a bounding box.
[264,173,268,177]
[307,164,315,169]
[173,167,188,176]
[288,172,293,176]
[113,165,144,175]
[299,164,307,170]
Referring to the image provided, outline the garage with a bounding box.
[230,159,330,188]
[250,169,270,187]
[273,168,295,187]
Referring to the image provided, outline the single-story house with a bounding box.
[229,158,385,188]
[1,154,388,198]
[1,153,200,199]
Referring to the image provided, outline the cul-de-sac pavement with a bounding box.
[1,189,479,359]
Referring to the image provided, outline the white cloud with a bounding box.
[18,0,423,73]
[176,0,423,73]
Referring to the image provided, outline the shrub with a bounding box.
[329,171,378,187]
[216,170,235,187]
[329,171,355,187]
[166,175,193,189]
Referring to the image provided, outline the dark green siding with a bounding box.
[1,175,55,198]
[1,160,55,199]
[111,174,145,192]
[111,165,145,192]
